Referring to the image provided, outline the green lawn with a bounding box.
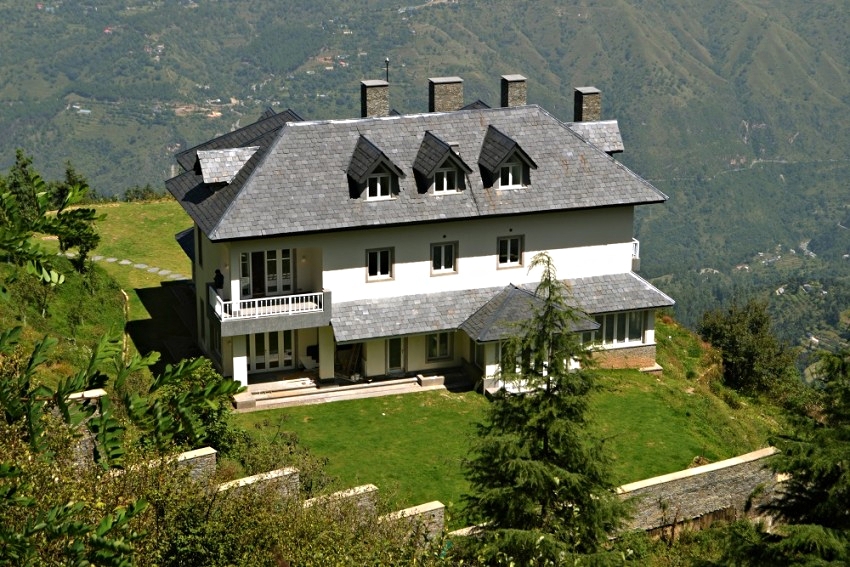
[234,360,781,528]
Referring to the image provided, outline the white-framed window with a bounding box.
[427,332,452,361]
[497,236,523,267]
[583,311,646,346]
[367,172,392,200]
[499,160,526,189]
[431,242,457,275]
[434,168,461,193]
[366,248,393,280]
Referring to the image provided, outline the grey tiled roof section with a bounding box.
[563,272,675,314]
[175,108,302,170]
[413,131,473,177]
[332,287,497,343]
[170,105,668,241]
[198,147,259,184]
[569,120,624,154]
[332,272,673,343]
[347,135,405,183]
[174,227,194,262]
[460,285,598,342]
[478,125,517,172]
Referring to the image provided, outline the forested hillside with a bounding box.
[2,0,849,350]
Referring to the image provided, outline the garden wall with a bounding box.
[616,447,779,533]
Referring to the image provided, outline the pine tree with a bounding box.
[717,350,850,565]
[460,253,627,565]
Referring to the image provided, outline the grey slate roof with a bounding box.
[461,99,491,110]
[174,227,194,262]
[174,108,302,171]
[568,120,624,154]
[167,105,667,241]
[198,147,259,184]
[459,285,598,343]
[332,271,673,343]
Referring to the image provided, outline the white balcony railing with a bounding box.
[209,285,324,321]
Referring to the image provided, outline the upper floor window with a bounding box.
[434,168,462,194]
[497,236,523,268]
[499,160,526,189]
[431,242,457,275]
[367,172,392,200]
[367,248,393,281]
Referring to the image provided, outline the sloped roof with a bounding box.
[174,108,302,171]
[168,105,667,242]
[332,271,673,343]
[459,285,598,342]
[569,120,624,154]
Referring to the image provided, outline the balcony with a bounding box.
[208,286,332,337]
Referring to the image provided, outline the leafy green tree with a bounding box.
[713,350,850,565]
[698,300,799,400]
[459,253,627,565]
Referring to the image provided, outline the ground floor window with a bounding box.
[426,332,452,361]
[582,311,645,346]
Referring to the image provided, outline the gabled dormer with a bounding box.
[347,135,405,201]
[478,125,537,189]
[413,131,473,194]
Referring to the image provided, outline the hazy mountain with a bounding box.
[2,0,849,346]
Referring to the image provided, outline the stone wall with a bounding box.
[382,501,446,541]
[177,447,218,480]
[217,467,300,498]
[617,447,779,532]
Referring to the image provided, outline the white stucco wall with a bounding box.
[211,206,635,305]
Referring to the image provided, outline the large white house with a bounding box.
[167,75,673,390]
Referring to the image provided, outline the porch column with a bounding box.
[229,248,241,302]
[318,326,335,381]
[232,335,249,388]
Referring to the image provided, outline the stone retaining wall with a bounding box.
[217,467,300,498]
[617,447,779,532]
[382,501,445,541]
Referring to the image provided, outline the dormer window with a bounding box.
[434,167,462,194]
[499,160,526,189]
[413,131,472,195]
[479,125,537,189]
[347,135,405,200]
[367,169,393,200]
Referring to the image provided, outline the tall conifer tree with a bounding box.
[461,253,627,564]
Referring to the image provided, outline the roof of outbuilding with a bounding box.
[167,105,667,241]
[331,271,674,343]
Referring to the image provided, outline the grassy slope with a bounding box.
[234,316,782,527]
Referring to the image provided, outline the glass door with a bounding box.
[248,331,294,373]
[387,338,404,374]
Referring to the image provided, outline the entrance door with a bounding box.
[247,331,294,373]
[387,338,404,374]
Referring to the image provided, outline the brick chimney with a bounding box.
[428,77,463,112]
[574,86,601,122]
[361,79,389,118]
[500,74,527,107]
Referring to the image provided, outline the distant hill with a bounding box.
[2,0,849,347]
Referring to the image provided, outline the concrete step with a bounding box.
[248,382,445,411]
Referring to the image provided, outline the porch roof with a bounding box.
[331,272,674,344]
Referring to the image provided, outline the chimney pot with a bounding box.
[574,86,601,122]
[500,74,527,107]
[428,77,464,112]
[361,80,389,118]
